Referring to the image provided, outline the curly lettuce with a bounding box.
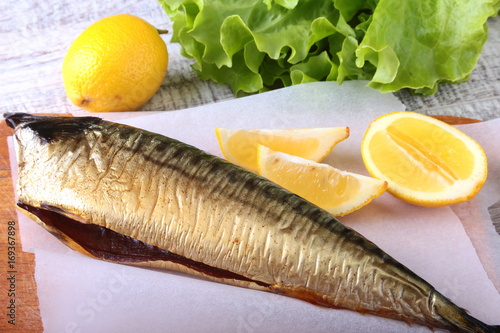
[159,0,500,96]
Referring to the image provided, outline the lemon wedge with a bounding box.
[216,127,349,173]
[257,145,387,216]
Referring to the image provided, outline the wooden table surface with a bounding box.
[1,1,499,332]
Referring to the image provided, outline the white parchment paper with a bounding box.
[8,81,500,332]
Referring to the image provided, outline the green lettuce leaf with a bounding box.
[356,0,500,94]
[158,0,499,96]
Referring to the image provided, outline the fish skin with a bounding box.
[5,113,499,333]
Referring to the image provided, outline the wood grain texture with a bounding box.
[0,1,499,120]
[1,114,72,333]
[1,119,41,332]
[430,115,483,125]
[0,0,234,116]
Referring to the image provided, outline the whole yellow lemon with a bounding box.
[62,14,169,112]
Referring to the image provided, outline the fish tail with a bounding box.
[433,290,498,333]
